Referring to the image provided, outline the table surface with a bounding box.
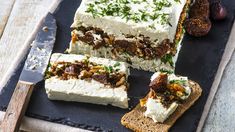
[0,0,234,131]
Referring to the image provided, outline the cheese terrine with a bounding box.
[45,53,130,109]
[69,0,190,72]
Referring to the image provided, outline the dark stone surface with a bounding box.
[0,0,235,131]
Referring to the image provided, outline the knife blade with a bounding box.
[0,13,57,132]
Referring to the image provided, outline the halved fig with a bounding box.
[190,1,210,18]
[185,17,212,37]
[210,1,227,20]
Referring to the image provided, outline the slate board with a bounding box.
[0,0,235,131]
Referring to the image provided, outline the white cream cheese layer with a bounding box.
[45,53,130,109]
[144,72,191,122]
[69,41,178,72]
[144,98,178,123]
[71,0,187,43]
[45,77,128,108]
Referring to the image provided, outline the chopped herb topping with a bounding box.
[114,62,121,67]
[85,0,181,28]
[169,79,187,85]
[174,0,181,3]
[161,54,174,66]
[104,65,114,73]
[159,69,174,74]
[153,0,172,11]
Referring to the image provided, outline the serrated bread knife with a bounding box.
[0,13,57,132]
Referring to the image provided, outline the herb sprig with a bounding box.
[161,54,174,66]
[169,80,187,85]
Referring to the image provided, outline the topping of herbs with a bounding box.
[159,13,170,25]
[174,39,180,45]
[104,65,119,73]
[148,24,156,29]
[103,65,109,72]
[159,69,174,74]
[161,54,174,66]
[153,0,172,11]
[174,0,181,3]
[169,79,187,85]
[85,0,180,28]
[114,62,121,67]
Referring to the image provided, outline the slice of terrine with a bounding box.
[142,72,192,123]
[121,72,202,131]
[69,0,190,72]
[45,53,130,109]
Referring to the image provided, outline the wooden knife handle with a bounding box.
[0,81,34,132]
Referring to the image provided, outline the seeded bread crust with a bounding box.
[121,80,202,132]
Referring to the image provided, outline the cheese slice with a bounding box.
[45,53,130,109]
[144,98,178,123]
[144,72,191,122]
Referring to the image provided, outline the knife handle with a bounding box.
[0,81,34,132]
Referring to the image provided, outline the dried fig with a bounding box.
[210,1,227,20]
[185,17,212,37]
[190,2,210,18]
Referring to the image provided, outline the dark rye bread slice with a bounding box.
[121,80,202,132]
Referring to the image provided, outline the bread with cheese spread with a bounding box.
[121,72,202,131]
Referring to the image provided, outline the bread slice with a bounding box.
[121,80,202,132]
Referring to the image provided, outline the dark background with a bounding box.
[0,0,235,131]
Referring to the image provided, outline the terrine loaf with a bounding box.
[69,0,191,72]
[121,72,202,131]
[45,53,130,109]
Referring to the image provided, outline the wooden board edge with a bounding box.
[196,21,235,132]
[0,0,16,38]
[0,111,89,131]
[0,0,61,92]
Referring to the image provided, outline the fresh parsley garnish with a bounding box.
[114,62,121,67]
[174,0,181,3]
[108,66,113,72]
[85,0,173,27]
[161,54,174,67]
[160,69,174,74]
[169,80,187,85]
[104,65,114,73]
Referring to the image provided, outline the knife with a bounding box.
[0,13,57,132]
